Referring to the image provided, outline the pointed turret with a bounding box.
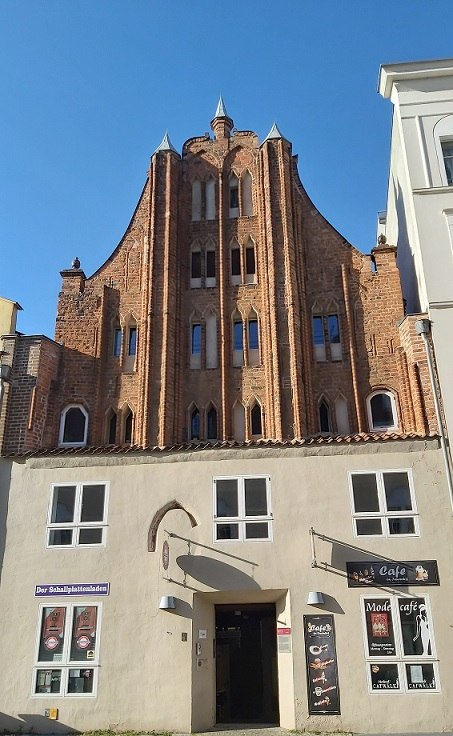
[154,131,179,155]
[210,96,234,140]
[263,122,288,143]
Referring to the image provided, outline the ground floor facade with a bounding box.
[0,438,452,733]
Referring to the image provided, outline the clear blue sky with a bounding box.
[2,0,452,337]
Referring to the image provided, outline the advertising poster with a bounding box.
[346,560,439,587]
[303,615,340,714]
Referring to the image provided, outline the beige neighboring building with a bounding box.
[0,97,452,734]
[379,59,453,443]
[0,437,452,734]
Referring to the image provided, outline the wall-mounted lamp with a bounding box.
[159,595,176,610]
[307,591,325,606]
[0,364,11,381]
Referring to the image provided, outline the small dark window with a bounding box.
[62,407,87,445]
[327,314,340,344]
[248,320,259,350]
[191,250,202,279]
[233,321,243,352]
[206,250,216,278]
[190,408,200,440]
[192,324,202,355]
[230,184,239,209]
[370,393,395,430]
[113,328,122,357]
[246,246,255,276]
[231,248,241,277]
[319,401,331,433]
[128,327,137,356]
[124,411,133,444]
[108,412,117,445]
[251,404,262,436]
[442,141,453,185]
[313,316,324,345]
[207,407,217,440]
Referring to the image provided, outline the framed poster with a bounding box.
[304,614,340,714]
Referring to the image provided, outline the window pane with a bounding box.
[191,250,201,278]
[319,402,330,432]
[68,668,94,693]
[244,477,267,516]
[246,247,255,275]
[48,529,73,546]
[363,598,396,657]
[251,404,262,436]
[108,413,117,445]
[80,485,105,522]
[383,472,412,511]
[192,324,202,354]
[190,409,200,440]
[70,606,98,662]
[248,320,259,350]
[231,248,241,276]
[245,522,269,539]
[356,518,382,535]
[63,408,86,444]
[35,669,62,694]
[405,663,436,690]
[113,328,122,357]
[51,486,76,523]
[388,517,415,535]
[230,185,239,209]
[313,316,324,345]
[442,141,453,185]
[206,250,215,278]
[216,479,238,517]
[38,607,66,662]
[398,598,431,656]
[328,314,340,343]
[233,321,243,351]
[207,407,217,439]
[216,523,239,540]
[79,528,103,545]
[352,474,379,512]
[128,327,137,356]
[369,663,400,691]
[370,393,394,428]
[124,411,133,443]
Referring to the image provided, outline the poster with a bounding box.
[363,598,396,657]
[304,615,340,715]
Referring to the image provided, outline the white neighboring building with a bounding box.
[379,59,453,441]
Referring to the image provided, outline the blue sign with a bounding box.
[35,583,110,597]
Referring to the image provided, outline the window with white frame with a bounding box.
[59,405,88,447]
[349,470,418,537]
[361,596,438,692]
[33,603,101,696]
[47,482,108,547]
[213,475,272,541]
[441,140,453,185]
[367,390,398,431]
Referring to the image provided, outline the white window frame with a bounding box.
[213,475,273,543]
[58,405,89,448]
[46,482,109,549]
[349,469,418,538]
[367,390,398,432]
[32,601,102,698]
[360,595,439,694]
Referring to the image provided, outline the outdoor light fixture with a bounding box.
[159,595,176,610]
[307,591,325,606]
[0,364,11,381]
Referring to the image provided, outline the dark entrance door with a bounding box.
[215,603,279,724]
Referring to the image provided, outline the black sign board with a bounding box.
[346,560,439,587]
[304,615,340,715]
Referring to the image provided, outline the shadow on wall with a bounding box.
[0,712,78,734]
[176,554,261,590]
[394,179,420,313]
[0,460,12,586]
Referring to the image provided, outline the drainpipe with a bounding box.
[415,319,453,509]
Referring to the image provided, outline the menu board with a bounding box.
[303,615,340,714]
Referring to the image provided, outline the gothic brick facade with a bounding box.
[0,102,438,454]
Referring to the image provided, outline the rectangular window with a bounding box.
[206,250,216,278]
[191,251,202,279]
[362,596,438,692]
[113,328,122,357]
[233,321,243,352]
[128,327,137,356]
[350,470,417,537]
[312,315,326,361]
[248,320,259,350]
[441,140,453,185]
[191,324,202,355]
[34,603,100,696]
[213,475,272,542]
[47,483,108,548]
[231,248,241,277]
[245,246,256,283]
[328,313,342,360]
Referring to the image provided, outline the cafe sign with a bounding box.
[304,615,340,715]
[346,560,439,587]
